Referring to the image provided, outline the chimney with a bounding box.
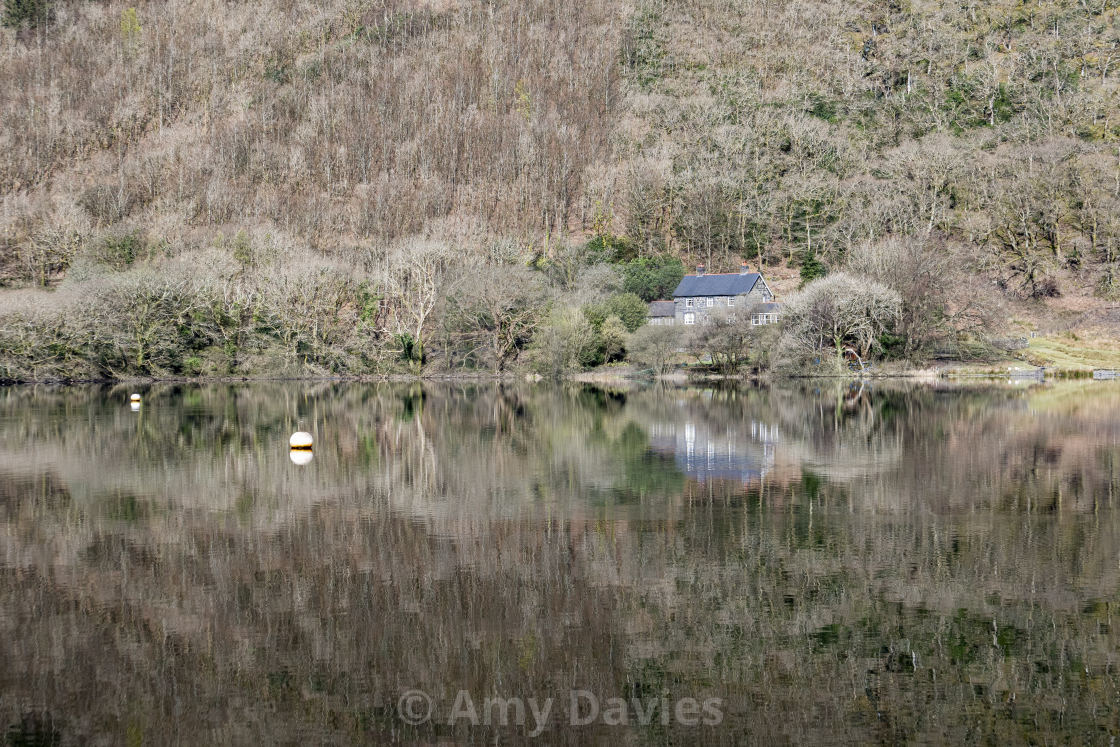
[696,264,705,276]
[740,262,750,275]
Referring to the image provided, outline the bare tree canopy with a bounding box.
[779,273,902,370]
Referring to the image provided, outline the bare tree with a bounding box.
[687,307,764,375]
[846,237,995,359]
[381,241,459,374]
[628,324,680,375]
[779,273,901,372]
[442,264,552,372]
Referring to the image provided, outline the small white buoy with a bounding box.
[290,431,313,450]
[130,393,142,403]
[289,449,313,466]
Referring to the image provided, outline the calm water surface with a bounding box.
[2,380,1120,744]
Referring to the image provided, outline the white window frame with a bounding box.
[685,298,694,308]
[727,296,735,307]
[684,312,695,325]
[751,314,761,325]
[706,298,714,308]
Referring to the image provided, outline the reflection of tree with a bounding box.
[1,379,1118,524]
[2,382,1120,741]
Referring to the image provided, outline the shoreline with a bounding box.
[0,364,1102,387]
[0,372,526,386]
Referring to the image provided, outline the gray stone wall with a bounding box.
[674,285,770,324]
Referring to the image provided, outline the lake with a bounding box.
[1,380,1119,744]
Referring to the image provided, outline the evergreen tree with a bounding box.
[3,0,51,28]
[799,248,827,286]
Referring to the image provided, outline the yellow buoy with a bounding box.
[290,431,313,450]
[130,393,142,403]
[289,449,313,466]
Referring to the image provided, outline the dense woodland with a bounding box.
[1,0,1119,378]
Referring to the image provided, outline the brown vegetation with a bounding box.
[2,0,1120,377]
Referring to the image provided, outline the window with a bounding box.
[706,298,714,308]
[685,298,693,308]
[751,314,761,325]
[684,312,695,325]
[727,296,735,307]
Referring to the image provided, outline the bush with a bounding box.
[845,238,997,360]
[440,264,552,371]
[687,307,762,374]
[583,292,647,333]
[598,315,628,363]
[94,231,149,270]
[584,234,638,263]
[0,246,390,381]
[78,185,134,224]
[527,306,598,378]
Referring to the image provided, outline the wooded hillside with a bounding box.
[1,0,1118,377]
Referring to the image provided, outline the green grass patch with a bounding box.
[1018,334,1120,370]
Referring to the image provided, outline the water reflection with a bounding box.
[1,380,1119,743]
[648,413,777,486]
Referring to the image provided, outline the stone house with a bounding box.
[647,300,676,326]
[668,264,779,326]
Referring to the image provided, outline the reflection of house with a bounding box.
[669,264,780,326]
[648,418,779,485]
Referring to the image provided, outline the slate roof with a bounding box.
[673,273,760,297]
[756,302,781,312]
[648,300,676,317]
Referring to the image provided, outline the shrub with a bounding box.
[441,264,552,372]
[687,307,761,374]
[0,246,390,381]
[585,234,638,263]
[78,185,134,225]
[598,315,629,363]
[583,292,648,334]
[527,306,598,378]
[94,231,149,270]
